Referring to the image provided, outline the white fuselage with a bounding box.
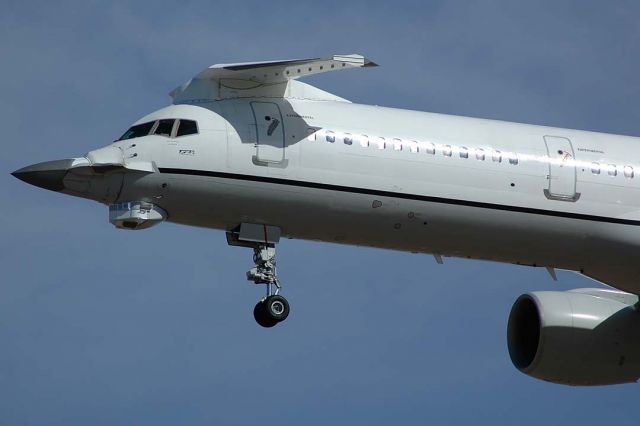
[108,99,640,294]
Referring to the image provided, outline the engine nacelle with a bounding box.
[109,201,166,230]
[507,288,640,386]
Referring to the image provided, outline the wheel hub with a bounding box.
[271,301,285,315]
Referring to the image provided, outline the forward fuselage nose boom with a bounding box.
[12,158,125,204]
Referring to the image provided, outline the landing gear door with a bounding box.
[251,101,286,165]
[543,135,580,202]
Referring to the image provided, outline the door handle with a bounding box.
[267,119,280,136]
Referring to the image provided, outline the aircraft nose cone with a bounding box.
[11,159,75,192]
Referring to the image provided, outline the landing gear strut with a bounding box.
[226,224,290,328]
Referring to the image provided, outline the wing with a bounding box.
[194,54,376,85]
[581,268,640,295]
[170,54,377,102]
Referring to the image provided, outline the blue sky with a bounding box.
[2,1,640,424]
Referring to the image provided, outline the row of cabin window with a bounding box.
[591,163,634,178]
[310,130,519,165]
[118,119,199,141]
[311,130,637,179]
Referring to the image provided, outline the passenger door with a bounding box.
[543,135,580,201]
[251,101,285,165]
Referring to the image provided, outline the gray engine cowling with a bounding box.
[507,288,640,386]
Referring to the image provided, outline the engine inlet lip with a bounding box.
[507,294,542,372]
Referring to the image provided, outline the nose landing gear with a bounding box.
[248,245,290,328]
[226,224,290,328]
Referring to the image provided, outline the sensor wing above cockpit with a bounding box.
[170,53,376,102]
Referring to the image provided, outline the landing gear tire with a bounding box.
[264,295,290,323]
[253,301,278,328]
[253,296,290,327]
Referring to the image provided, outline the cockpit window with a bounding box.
[118,121,155,141]
[119,118,198,141]
[176,119,198,137]
[154,119,175,137]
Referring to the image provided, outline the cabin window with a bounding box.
[607,165,617,176]
[118,121,155,141]
[624,166,634,178]
[373,136,385,150]
[459,147,469,159]
[476,148,486,161]
[508,153,519,165]
[492,150,502,162]
[393,138,403,151]
[326,131,335,143]
[423,142,436,155]
[154,119,175,137]
[409,140,419,153]
[591,163,601,174]
[360,135,369,147]
[343,133,353,145]
[443,145,452,157]
[176,119,198,137]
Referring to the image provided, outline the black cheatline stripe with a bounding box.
[158,167,640,226]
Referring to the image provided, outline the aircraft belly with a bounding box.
[153,173,640,274]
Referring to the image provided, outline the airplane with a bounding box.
[11,53,640,386]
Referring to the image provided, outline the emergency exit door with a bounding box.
[251,101,285,164]
[543,135,580,201]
